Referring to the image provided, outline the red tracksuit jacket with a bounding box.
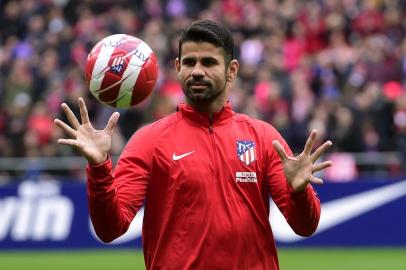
[87,103,321,270]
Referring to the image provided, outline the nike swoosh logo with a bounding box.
[270,180,406,243]
[172,151,195,161]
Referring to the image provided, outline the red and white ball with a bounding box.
[85,34,158,108]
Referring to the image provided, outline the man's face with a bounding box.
[175,41,229,104]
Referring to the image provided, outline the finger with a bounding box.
[311,140,333,162]
[104,112,120,135]
[272,140,289,162]
[61,103,80,129]
[78,97,91,124]
[303,129,317,155]
[57,138,82,148]
[309,175,324,185]
[54,119,77,138]
[312,161,332,173]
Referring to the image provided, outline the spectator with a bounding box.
[1,0,406,180]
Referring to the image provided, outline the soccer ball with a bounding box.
[85,34,158,108]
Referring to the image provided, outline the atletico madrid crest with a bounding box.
[236,140,256,165]
[110,57,124,73]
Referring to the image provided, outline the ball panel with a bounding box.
[88,38,120,98]
[130,55,159,106]
[98,76,122,107]
[85,42,102,83]
[117,36,143,57]
[116,59,143,108]
[143,53,159,81]
[97,49,131,106]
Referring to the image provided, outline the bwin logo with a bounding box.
[0,181,74,241]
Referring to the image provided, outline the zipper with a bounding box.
[209,116,214,133]
[209,115,220,183]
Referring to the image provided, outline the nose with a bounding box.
[191,63,205,78]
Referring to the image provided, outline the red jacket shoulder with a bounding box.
[234,113,282,140]
[129,112,181,142]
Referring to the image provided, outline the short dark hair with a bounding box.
[178,20,235,63]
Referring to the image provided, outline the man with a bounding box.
[55,20,332,269]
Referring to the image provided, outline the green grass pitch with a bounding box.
[0,248,405,270]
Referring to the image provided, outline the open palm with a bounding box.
[54,97,120,165]
[272,130,332,192]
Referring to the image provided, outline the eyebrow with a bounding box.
[181,55,219,63]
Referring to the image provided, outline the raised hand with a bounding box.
[272,130,332,192]
[54,97,120,165]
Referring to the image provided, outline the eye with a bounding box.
[202,58,218,66]
[182,58,196,66]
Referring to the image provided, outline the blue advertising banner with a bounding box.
[272,180,406,247]
[0,179,405,249]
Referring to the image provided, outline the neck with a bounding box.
[186,95,227,115]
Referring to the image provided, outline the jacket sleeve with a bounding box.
[266,128,321,237]
[87,126,153,243]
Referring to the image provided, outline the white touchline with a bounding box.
[172,151,195,161]
[270,180,406,243]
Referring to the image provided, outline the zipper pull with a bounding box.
[209,115,214,133]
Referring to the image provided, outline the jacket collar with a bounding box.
[177,102,234,128]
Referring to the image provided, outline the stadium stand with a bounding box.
[1,0,405,181]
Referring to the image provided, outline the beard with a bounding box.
[182,78,227,103]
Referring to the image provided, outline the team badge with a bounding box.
[236,140,256,165]
[110,56,124,73]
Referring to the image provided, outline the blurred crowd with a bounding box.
[1,0,406,180]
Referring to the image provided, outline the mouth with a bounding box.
[190,84,208,91]
[187,81,211,91]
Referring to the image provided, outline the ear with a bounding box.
[175,57,181,73]
[226,59,239,82]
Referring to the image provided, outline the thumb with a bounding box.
[104,112,120,135]
[272,140,288,162]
